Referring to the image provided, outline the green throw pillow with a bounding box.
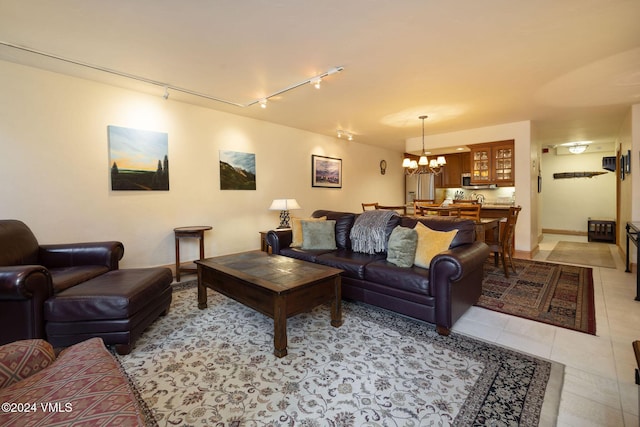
[301,220,337,250]
[386,226,418,267]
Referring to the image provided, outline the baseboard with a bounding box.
[541,228,588,236]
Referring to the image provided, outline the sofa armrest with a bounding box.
[430,241,489,285]
[39,241,125,271]
[0,339,56,389]
[266,230,293,254]
[0,266,53,301]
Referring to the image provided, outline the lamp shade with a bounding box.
[269,199,301,210]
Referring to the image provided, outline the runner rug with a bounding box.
[478,258,596,335]
[117,281,563,426]
[546,241,616,269]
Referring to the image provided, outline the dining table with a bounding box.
[476,217,501,244]
[416,205,462,216]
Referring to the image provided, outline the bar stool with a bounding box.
[174,226,212,282]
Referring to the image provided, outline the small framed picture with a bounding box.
[312,155,342,188]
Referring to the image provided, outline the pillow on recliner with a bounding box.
[386,226,418,267]
[301,220,337,250]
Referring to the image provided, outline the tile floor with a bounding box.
[452,233,640,426]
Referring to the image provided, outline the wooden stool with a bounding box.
[174,226,212,281]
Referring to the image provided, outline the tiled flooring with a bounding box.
[452,234,639,426]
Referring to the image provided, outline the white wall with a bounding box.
[540,148,616,232]
[0,60,404,268]
[406,121,536,253]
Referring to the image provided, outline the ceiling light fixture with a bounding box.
[311,77,322,89]
[0,41,344,109]
[259,98,268,109]
[568,145,587,154]
[162,86,169,100]
[403,116,446,175]
[337,130,353,141]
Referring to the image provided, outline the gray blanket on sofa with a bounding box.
[350,210,397,254]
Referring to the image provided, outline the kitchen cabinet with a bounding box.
[461,152,470,174]
[439,153,461,188]
[470,140,514,186]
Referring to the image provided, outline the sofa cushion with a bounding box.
[49,265,111,293]
[315,249,384,279]
[0,340,56,389]
[290,216,326,247]
[301,220,338,250]
[386,226,418,267]
[279,247,335,263]
[364,260,431,295]
[413,222,458,269]
[0,337,148,426]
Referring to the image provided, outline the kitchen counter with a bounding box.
[480,205,512,219]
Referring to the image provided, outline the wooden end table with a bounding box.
[196,251,342,357]
[174,226,212,282]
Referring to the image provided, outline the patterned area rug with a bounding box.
[117,281,563,426]
[546,241,616,269]
[478,258,596,335]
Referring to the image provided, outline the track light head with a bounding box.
[162,86,169,100]
[311,77,322,89]
[259,98,268,109]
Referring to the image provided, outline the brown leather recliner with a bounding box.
[0,220,172,354]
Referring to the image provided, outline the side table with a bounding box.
[174,226,212,282]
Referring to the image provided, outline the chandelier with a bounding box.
[402,115,446,175]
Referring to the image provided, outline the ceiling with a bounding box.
[1,1,639,153]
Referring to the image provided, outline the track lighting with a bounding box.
[337,130,353,141]
[0,41,345,110]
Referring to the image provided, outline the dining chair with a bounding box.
[488,206,522,278]
[376,205,407,215]
[413,199,436,215]
[361,202,379,211]
[457,203,481,221]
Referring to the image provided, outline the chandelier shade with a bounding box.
[403,116,446,175]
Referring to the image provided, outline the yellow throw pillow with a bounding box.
[413,222,458,268]
[291,216,326,247]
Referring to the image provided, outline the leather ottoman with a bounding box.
[43,268,173,354]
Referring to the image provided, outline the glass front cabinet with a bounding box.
[470,140,514,186]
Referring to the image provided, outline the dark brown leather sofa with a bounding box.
[0,219,172,354]
[267,210,489,335]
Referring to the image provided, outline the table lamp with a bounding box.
[269,199,301,228]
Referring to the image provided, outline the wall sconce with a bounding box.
[269,199,301,228]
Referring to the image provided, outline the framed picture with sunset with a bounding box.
[108,125,169,191]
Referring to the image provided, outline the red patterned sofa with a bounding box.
[0,338,152,426]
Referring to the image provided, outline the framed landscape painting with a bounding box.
[312,155,342,188]
[219,150,256,190]
[108,125,169,191]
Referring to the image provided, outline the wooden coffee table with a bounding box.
[195,251,343,357]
